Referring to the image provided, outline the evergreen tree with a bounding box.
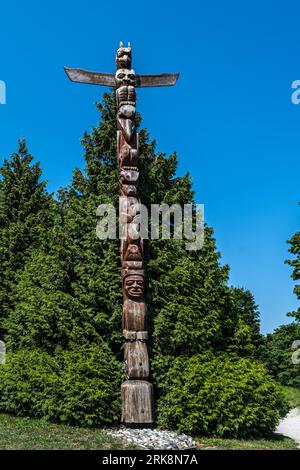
[286,208,300,321]
[1,92,284,435]
[260,322,300,387]
[4,96,122,354]
[0,140,52,336]
[149,231,232,359]
[227,287,262,357]
[257,205,300,387]
[5,92,198,355]
[5,93,264,360]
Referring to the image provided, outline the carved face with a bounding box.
[124,244,142,261]
[120,170,138,196]
[124,274,144,299]
[121,184,137,196]
[115,69,136,88]
[116,47,132,69]
[120,169,139,185]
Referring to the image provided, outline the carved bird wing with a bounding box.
[136,73,180,87]
[64,67,180,88]
[64,67,116,87]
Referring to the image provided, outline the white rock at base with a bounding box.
[106,427,197,450]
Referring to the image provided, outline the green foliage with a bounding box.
[4,247,118,353]
[260,322,300,387]
[227,287,262,357]
[3,93,198,357]
[155,353,287,438]
[258,206,300,388]
[150,275,262,367]
[4,251,79,352]
[286,207,300,320]
[259,206,300,388]
[0,91,284,435]
[149,231,231,357]
[0,343,122,426]
[0,140,52,333]
[280,385,300,408]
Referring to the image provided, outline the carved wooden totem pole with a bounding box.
[65,43,179,424]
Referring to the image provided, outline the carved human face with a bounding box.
[124,274,144,299]
[115,69,136,88]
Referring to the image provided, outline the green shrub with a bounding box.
[0,343,122,427]
[155,354,287,438]
[260,323,300,388]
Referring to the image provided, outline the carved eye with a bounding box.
[118,73,125,79]
[128,75,135,80]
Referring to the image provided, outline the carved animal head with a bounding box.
[116,42,132,69]
[120,169,139,185]
[121,184,137,197]
[124,244,143,261]
[120,170,139,196]
[115,69,136,88]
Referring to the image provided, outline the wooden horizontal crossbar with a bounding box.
[64,67,179,88]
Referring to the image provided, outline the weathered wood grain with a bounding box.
[122,299,147,331]
[64,67,116,87]
[124,341,149,379]
[121,381,154,424]
[136,73,179,87]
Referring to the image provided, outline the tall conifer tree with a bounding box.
[0,140,52,336]
[5,93,259,359]
[0,92,284,436]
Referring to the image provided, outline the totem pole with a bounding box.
[65,42,179,424]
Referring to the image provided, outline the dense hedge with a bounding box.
[0,343,122,426]
[155,354,287,438]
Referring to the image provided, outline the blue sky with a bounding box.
[0,0,299,333]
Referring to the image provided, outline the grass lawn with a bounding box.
[0,412,298,450]
[0,414,137,450]
[280,386,300,408]
[196,435,298,450]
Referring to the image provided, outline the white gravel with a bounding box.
[275,408,300,448]
[107,410,300,450]
[106,427,196,450]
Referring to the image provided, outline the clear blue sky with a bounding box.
[0,0,299,333]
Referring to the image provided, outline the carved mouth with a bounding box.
[129,289,143,296]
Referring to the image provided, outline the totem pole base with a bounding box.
[121,380,154,425]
